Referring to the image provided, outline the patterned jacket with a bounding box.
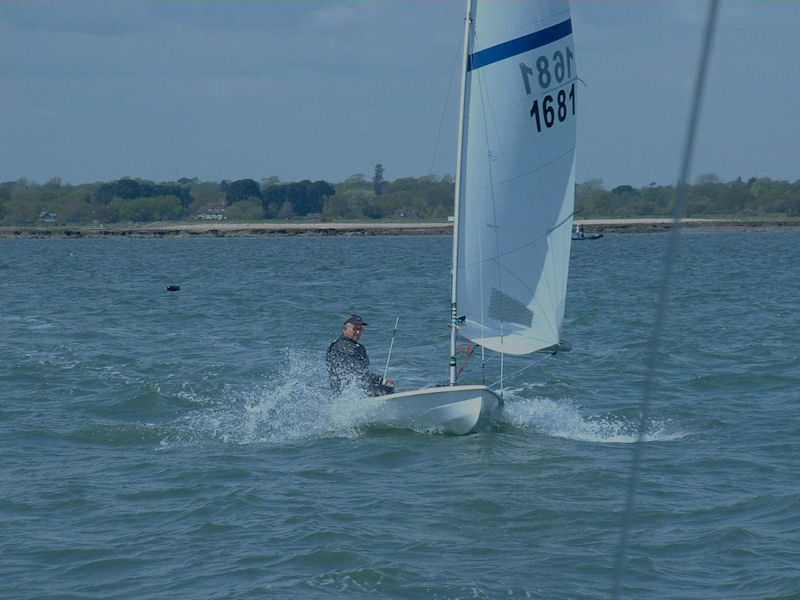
[326,334,393,396]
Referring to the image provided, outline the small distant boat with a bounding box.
[376,0,577,434]
[572,225,603,240]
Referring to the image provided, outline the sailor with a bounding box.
[326,315,394,396]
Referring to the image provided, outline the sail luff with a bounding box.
[449,0,476,386]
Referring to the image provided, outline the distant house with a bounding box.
[38,211,57,223]
[196,203,226,220]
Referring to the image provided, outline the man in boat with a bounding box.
[326,315,394,396]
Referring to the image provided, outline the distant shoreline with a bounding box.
[1,218,798,239]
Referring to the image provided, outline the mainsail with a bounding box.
[453,1,577,357]
[373,0,577,434]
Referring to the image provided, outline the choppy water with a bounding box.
[1,232,798,599]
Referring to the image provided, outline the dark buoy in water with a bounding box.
[166,285,180,292]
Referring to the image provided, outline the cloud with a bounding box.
[0,2,153,36]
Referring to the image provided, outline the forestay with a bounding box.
[454,1,577,356]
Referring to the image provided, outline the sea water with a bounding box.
[1,231,798,599]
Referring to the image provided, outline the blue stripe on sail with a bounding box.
[467,19,572,72]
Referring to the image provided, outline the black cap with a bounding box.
[344,314,368,327]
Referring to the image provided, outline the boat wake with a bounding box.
[162,349,688,446]
[502,394,688,444]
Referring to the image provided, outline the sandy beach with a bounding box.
[1,218,798,238]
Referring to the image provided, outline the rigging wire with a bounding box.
[428,19,467,177]
[487,353,553,390]
[449,341,556,390]
[611,2,720,598]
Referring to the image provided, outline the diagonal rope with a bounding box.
[611,2,720,598]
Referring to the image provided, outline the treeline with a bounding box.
[1,170,798,226]
[0,167,455,225]
[576,174,800,218]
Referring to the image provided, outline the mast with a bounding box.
[449,0,475,386]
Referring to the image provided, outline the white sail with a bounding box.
[455,0,577,356]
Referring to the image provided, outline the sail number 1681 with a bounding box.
[529,83,575,133]
[520,45,576,133]
[519,46,574,94]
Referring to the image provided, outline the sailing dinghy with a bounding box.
[376,0,577,435]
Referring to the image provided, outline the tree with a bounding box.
[226,179,261,204]
[576,179,604,196]
[261,184,287,216]
[287,180,335,216]
[94,178,144,204]
[110,195,183,222]
[153,182,192,208]
[225,199,264,221]
[1,197,41,223]
[261,180,334,218]
[276,200,294,219]
[373,164,385,196]
[323,188,371,219]
[641,185,673,213]
[611,184,638,197]
[93,178,192,208]
[381,175,454,219]
[340,174,369,190]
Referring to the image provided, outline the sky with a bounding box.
[1,0,798,190]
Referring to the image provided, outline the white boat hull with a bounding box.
[374,385,502,435]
